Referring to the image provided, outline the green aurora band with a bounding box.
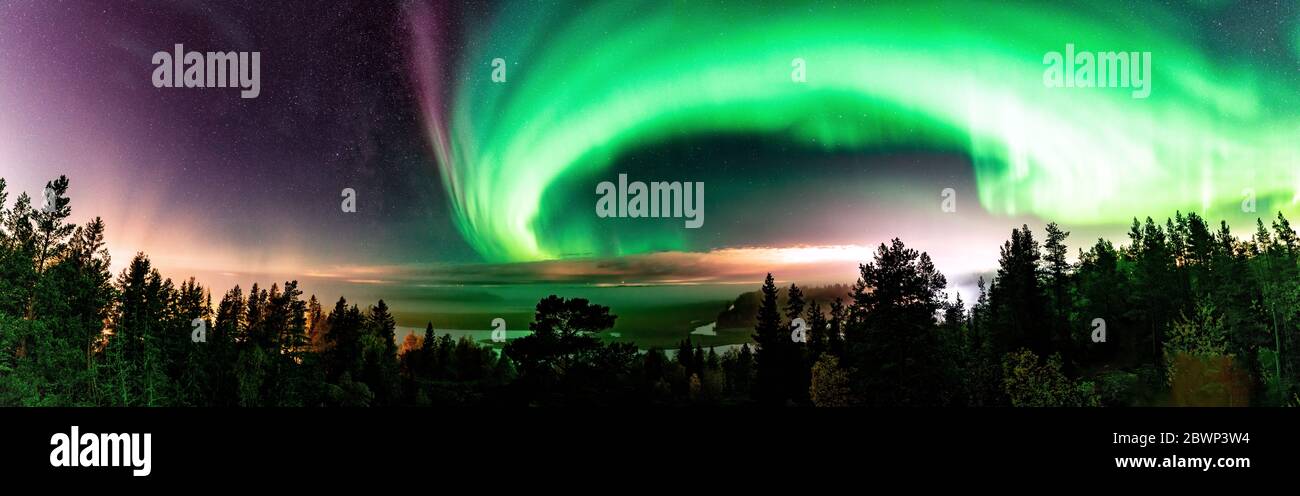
[415,0,1300,262]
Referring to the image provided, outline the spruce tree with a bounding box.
[752,273,785,405]
[827,297,846,356]
[1042,222,1073,359]
[806,300,828,357]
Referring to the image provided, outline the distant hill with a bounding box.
[715,283,851,330]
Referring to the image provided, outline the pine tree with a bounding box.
[1134,217,1175,364]
[362,300,399,404]
[210,286,245,405]
[324,297,364,382]
[244,283,267,348]
[419,321,437,379]
[173,277,210,405]
[306,295,325,351]
[28,215,114,404]
[847,239,951,406]
[806,300,828,357]
[827,297,846,356]
[730,343,754,399]
[1042,222,1073,359]
[989,225,1049,355]
[677,336,694,376]
[692,343,705,378]
[1269,212,1300,391]
[106,254,173,406]
[1075,238,1128,365]
[30,176,74,281]
[785,283,805,326]
[752,273,785,405]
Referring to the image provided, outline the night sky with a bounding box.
[2,0,1299,317]
[1,1,462,271]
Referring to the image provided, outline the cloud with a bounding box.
[303,245,909,287]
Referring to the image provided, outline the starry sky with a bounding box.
[2,0,1299,320]
[0,1,461,267]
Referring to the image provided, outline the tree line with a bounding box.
[1,175,1296,406]
[782,214,1300,407]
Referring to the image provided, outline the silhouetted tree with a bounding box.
[845,239,955,406]
[752,273,788,405]
[503,295,620,405]
[988,225,1049,356]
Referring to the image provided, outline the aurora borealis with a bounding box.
[2,0,1300,327]
[412,0,1300,263]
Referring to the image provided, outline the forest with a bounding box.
[1,175,1297,407]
